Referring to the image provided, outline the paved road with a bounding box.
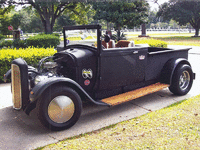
[0,46,199,150]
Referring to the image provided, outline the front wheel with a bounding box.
[169,64,193,95]
[37,85,82,131]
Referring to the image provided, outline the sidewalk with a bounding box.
[168,45,200,54]
[0,83,12,109]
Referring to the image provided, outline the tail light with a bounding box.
[11,58,29,110]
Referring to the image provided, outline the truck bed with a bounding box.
[145,47,190,81]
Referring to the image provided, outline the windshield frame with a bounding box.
[63,25,102,55]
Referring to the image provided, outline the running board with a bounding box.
[101,83,169,106]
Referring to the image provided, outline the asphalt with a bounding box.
[0,46,200,150]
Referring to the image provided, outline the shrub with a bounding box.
[67,37,82,41]
[0,39,27,49]
[38,33,60,37]
[148,39,168,48]
[52,33,60,37]
[12,39,27,48]
[111,33,127,42]
[134,39,168,48]
[0,34,5,40]
[26,34,60,48]
[0,40,13,48]
[0,47,56,82]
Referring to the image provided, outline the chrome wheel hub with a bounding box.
[48,96,75,123]
[179,70,190,91]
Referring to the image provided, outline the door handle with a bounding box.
[133,51,138,54]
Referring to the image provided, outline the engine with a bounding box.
[43,62,58,73]
[28,56,62,88]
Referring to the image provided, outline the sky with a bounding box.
[14,0,169,11]
[148,0,169,10]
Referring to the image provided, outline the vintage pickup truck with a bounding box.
[4,25,195,130]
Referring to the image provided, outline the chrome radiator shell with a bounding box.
[11,64,22,109]
[11,58,29,110]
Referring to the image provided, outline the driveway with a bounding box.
[0,46,199,150]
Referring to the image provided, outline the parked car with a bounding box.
[4,25,195,130]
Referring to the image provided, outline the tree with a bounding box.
[28,15,44,33]
[18,8,44,33]
[157,0,200,36]
[54,15,76,32]
[0,15,11,35]
[93,1,149,40]
[0,4,14,35]
[11,13,23,30]
[3,1,91,34]
[0,4,14,16]
[147,10,155,29]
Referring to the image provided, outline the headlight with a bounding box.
[34,75,48,85]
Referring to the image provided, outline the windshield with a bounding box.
[65,29,97,48]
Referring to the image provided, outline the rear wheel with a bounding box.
[37,85,82,130]
[169,64,193,95]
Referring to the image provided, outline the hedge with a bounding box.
[39,33,60,37]
[0,39,26,48]
[0,34,60,49]
[147,39,168,48]
[0,47,56,83]
[26,34,60,48]
[0,40,13,48]
[131,38,168,48]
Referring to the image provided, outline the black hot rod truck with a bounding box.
[4,25,195,130]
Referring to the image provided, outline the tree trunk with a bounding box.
[45,21,53,34]
[141,24,146,36]
[43,10,53,34]
[194,28,199,36]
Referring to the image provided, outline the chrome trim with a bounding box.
[48,96,75,123]
[179,70,190,91]
[11,64,22,110]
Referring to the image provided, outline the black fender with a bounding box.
[25,77,108,115]
[160,58,194,85]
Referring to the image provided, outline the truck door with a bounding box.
[99,47,148,90]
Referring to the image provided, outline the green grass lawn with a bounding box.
[38,95,200,150]
[154,36,200,46]
[129,36,200,47]
[125,32,195,37]
[127,33,200,47]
